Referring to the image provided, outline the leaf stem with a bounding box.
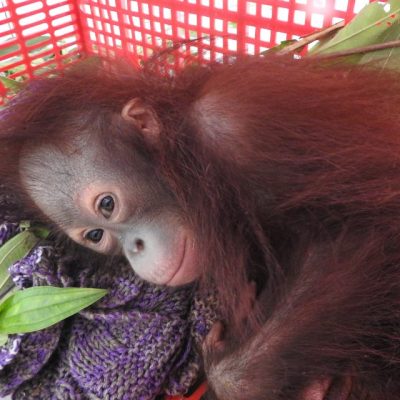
[311,39,400,59]
[277,21,345,55]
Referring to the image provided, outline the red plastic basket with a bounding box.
[0,0,368,85]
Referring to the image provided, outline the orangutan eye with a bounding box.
[85,229,104,243]
[99,195,114,218]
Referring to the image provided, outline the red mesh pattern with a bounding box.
[0,0,83,83]
[0,0,371,88]
[78,0,368,67]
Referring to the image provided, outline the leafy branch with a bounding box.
[0,223,107,345]
[275,0,400,71]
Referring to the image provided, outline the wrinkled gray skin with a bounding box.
[19,99,199,286]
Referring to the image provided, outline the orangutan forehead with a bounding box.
[21,139,88,185]
[19,145,80,226]
[18,137,112,225]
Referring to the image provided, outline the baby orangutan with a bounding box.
[1,55,400,399]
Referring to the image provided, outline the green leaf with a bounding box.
[0,286,107,334]
[0,333,8,346]
[0,64,26,79]
[310,0,400,55]
[0,76,24,92]
[262,39,298,55]
[359,20,400,70]
[30,226,50,240]
[20,221,50,240]
[18,221,31,231]
[26,36,51,47]
[0,45,19,58]
[0,36,50,57]
[0,231,40,297]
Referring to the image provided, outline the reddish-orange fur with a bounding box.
[1,56,400,398]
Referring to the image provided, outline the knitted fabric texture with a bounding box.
[0,222,217,400]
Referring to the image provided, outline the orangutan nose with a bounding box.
[132,238,145,253]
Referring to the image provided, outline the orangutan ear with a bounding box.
[121,98,161,140]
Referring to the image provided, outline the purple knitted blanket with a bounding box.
[0,222,216,400]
